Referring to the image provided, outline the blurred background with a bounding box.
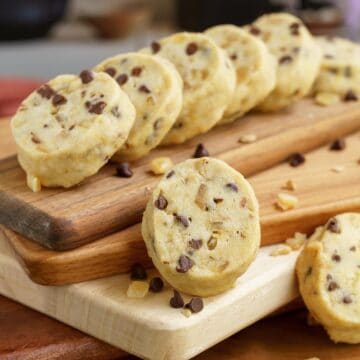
[0,0,359,116]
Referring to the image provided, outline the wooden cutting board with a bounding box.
[0,227,301,360]
[3,130,360,285]
[1,99,360,251]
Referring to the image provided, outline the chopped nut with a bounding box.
[26,173,41,192]
[150,157,173,175]
[238,134,257,144]
[195,183,208,210]
[126,281,149,298]
[285,232,307,250]
[314,92,340,106]
[281,179,296,191]
[269,244,292,256]
[181,308,193,318]
[330,165,344,173]
[275,193,299,211]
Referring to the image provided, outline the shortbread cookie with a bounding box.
[296,213,360,344]
[205,24,276,123]
[141,32,236,144]
[249,13,321,111]
[94,53,183,161]
[11,71,135,189]
[142,157,260,296]
[313,36,360,98]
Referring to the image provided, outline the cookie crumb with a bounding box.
[26,173,41,192]
[314,92,339,106]
[181,308,193,318]
[275,193,299,211]
[285,232,307,250]
[127,281,149,298]
[238,134,257,144]
[330,165,344,173]
[281,179,296,191]
[270,244,292,256]
[150,157,173,175]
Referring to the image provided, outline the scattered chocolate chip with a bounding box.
[249,25,261,36]
[332,254,341,262]
[226,183,238,192]
[170,290,184,308]
[130,263,147,280]
[116,74,128,86]
[326,218,341,233]
[104,67,116,77]
[343,295,352,304]
[131,67,142,77]
[213,198,223,204]
[116,162,133,178]
[166,170,175,179]
[189,239,203,250]
[288,152,305,167]
[174,214,190,227]
[185,297,204,313]
[37,84,55,99]
[79,70,94,84]
[330,138,346,151]
[350,246,356,252]
[155,195,168,210]
[186,42,198,55]
[139,85,151,94]
[52,93,67,106]
[176,255,193,273]
[151,41,161,54]
[149,277,164,292]
[279,55,293,65]
[327,281,339,291]
[85,100,106,114]
[343,90,358,102]
[193,143,209,158]
[30,132,41,144]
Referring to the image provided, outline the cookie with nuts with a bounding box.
[94,53,183,161]
[11,72,135,189]
[141,157,260,296]
[296,213,360,344]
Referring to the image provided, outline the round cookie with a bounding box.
[205,24,276,123]
[249,13,321,111]
[296,213,360,344]
[11,71,136,189]
[141,157,260,297]
[141,32,236,144]
[94,53,183,161]
[313,36,360,98]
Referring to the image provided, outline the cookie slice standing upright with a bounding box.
[313,36,360,100]
[205,24,277,124]
[94,53,183,161]
[296,213,360,344]
[142,157,260,297]
[142,32,236,144]
[249,13,321,111]
[11,71,136,190]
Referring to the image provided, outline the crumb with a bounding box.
[126,281,149,298]
[26,173,41,192]
[181,308,193,318]
[285,232,307,250]
[281,179,296,191]
[270,244,292,256]
[330,165,344,173]
[314,92,340,106]
[275,193,299,211]
[149,157,173,175]
[238,134,257,144]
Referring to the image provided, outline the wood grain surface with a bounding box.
[1,99,360,251]
[4,131,360,285]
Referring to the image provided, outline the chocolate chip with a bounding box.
[350,246,356,252]
[193,143,209,158]
[343,295,352,304]
[155,195,168,210]
[186,42,198,55]
[330,138,346,151]
[213,198,223,204]
[139,85,151,94]
[290,23,300,36]
[131,67,142,77]
[176,255,193,273]
[327,281,339,291]
[174,214,189,227]
[37,84,55,99]
[79,70,94,84]
[185,297,204,313]
[332,254,341,262]
[149,277,164,292]
[166,170,175,179]
[104,67,116,77]
[290,22,301,30]
[116,74,128,86]
[170,290,184,308]
[151,41,161,54]
[116,162,133,178]
[249,25,261,35]
[288,152,305,167]
[130,263,147,280]
[343,90,358,102]
[30,132,41,144]
[189,239,203,250]
[326,218,341,233]
[111,106,121,118]
[230,53,237,61]
[52,94,67,106]
[85,100,106,114]
[226,183,238,192]
[279,55,293,65]
[69,124,75,131]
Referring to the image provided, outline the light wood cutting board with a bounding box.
[1,99,360,251]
